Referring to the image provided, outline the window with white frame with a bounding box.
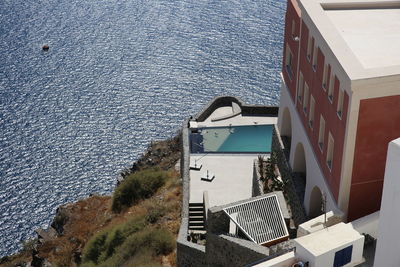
[312,43,318,71]
[337,89,344,118]
[328,72,334,102]
[285,45,293,79]
[307,36,313,61]
[327,132,334,170]
[322,63,329,89]
[297,72,304,103]
[303,82,309,113]
[309,96,315,128]
[318,115,325,151]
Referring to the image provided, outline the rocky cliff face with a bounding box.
[1,135,181,267]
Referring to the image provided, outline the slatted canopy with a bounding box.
[223,195,289,246]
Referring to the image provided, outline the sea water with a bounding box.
[0,0,285,255]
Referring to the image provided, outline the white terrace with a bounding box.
[189,105,277,208]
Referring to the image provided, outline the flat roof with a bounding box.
[294,222,363,256]
[299,0,400,80]
[325,8,400,69]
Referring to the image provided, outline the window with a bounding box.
[318,115,325,151]
[303,83,309,113]
[334,245,353,267]
[309,96,315,128]
[337,89,344,118]
[285,45,293,79]
[291,20,296,37]
[327,132,334,170]
[312,43,318,71]
[322,64,329,89]
[307,36,313,61]
[328,72,335,102]
[297,72,304,103]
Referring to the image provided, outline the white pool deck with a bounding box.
[189,106,278,208]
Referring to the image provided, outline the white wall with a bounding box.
[254,251,297,267]
[350,211,379,239]
[295,244,315,266]
[314,239,364,267]
[294,223,364,267]
[297,211,343,237]
[278,77,342,216]
[374,138,400,267]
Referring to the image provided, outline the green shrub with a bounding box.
[123,228,174,256]
[97,227,175,267]
[112,169,167,212]
[119,248,160,267]
[98,228,124,262]
[147,229,175,255]
[82,231,108,264]
[145,205,166,224]
[121,215,147,236]
[82,215,148,265]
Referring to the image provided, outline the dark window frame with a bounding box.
[333,245,353,267]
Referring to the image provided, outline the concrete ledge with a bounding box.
[211,110,241,122]
[193,96,278,122]
[210,101,242,122]
[350,210,379,239]
[177,218,207,267]
[321,0,400,10]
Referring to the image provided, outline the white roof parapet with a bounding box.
[223,194,289,246]
[298,0,400,82]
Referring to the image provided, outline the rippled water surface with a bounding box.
[0,0,285,255]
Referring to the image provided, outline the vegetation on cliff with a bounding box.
[1,135,182,267]
[112,169,168,213]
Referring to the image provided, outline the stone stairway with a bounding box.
[188,202,205,232]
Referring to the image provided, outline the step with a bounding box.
[189,225,205,230]
[189,203,204,207]
[188,230,206,235]
[189,215,204,220]
[189,206,204,212]
[189,212,204,217]
[189,221,205,227]
[189,219,204,224]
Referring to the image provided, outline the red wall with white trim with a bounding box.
[348,95,400,221]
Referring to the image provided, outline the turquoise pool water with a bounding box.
[190,124,273,153]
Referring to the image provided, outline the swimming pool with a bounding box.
[190,124,273,153]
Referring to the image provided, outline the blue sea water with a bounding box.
[0,0,285,256]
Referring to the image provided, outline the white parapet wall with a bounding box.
[374,138,400,267]
[253,251,297,267]
[349,210,379,239]
[297,211,343,238]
